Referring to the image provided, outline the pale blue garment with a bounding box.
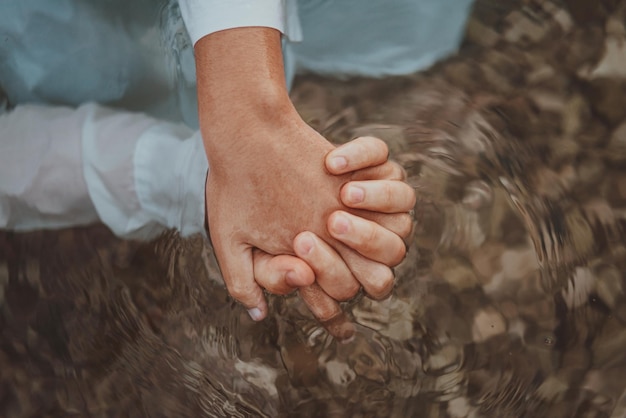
[0,0,199,126]
[0,0,473,236]
[0,0,473,125]
[286,0,474,81]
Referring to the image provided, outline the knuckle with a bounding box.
[358,136,388,164]
[371,136,389,155]
[390,162,406,180]
[400,178,416,198]
[353,140,368,159]
[317,307,341,323]
[367,267,394,299]
[336,282,361,302]
[226,281,253,301]
[300,288,342,321]
[362,225,380,253]
[389,242,407,266]
[397,213,414,238]
[262,274,285,295]
[408,186,417,208]
[381,182,395,210]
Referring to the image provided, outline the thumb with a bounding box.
[253,250,316,295]
[215,243,268,321]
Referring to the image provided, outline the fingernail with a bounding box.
[332,213,350,235]
[329,156,348,171]
[347,186,364,203]
[296,234,315,256]
[247,307,264,321]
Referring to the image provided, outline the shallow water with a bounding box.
[3,0,626,417]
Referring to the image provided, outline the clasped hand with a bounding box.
[205,116,415,324]
[196,26,415,326]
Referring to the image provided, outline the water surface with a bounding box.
[2,0,626,417]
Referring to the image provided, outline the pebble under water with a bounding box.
[3,0,626,416]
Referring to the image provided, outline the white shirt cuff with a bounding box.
[79,104,208,240]
[1,103,209,240]
[133,127,208,239]
[178,0,302,45]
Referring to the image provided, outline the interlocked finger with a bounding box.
[326,136,389,174]
[253,250,315,295]
[299,284,356,341]
[351,211,414,242]
[293,232,361,301]
[341,180,416,213]
[328,210,408,266]
[349,159,406,181]
[334,245,396,300]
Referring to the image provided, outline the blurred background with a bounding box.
[2,0,626,416]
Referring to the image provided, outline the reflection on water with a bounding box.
[3,0,626,417]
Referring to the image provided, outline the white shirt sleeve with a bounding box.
[0,104,208,240]
[178,0,302,45]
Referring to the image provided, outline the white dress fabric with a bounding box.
[0,0,473,238]
[0,104,207,239]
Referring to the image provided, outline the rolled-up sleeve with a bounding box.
[178,0,302,45]
[0,104,208,240]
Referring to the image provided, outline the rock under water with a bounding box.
[3,0,626,416]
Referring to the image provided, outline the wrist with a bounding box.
[194,27,293,127]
